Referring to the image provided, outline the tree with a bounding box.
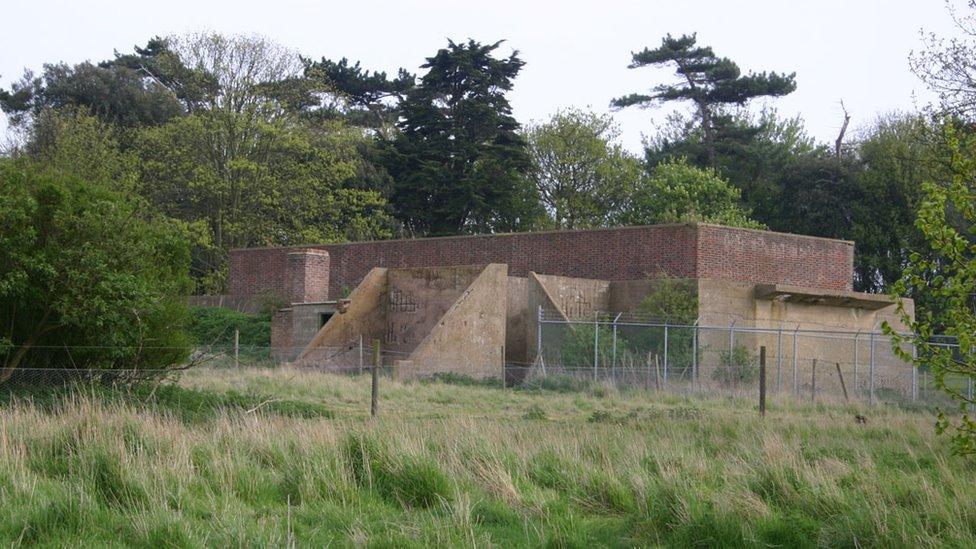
[616,158,763,228]
[886,123,976,455]
[645,108,818,221]
[0,61,183,129]
[301,57,415,136]
[383,39,540,235]
[523,108,642,229]
[852,114,938,292]
[767,150,861,241]
[614,33,796,166]
[22,107,137,190]
[0,159,192,382]
[135,114,392,292]
[116,33,393,291]
[910,1,976,120]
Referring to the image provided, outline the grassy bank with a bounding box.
[1,368,974,547]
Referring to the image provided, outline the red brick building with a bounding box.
[229,222,855,305]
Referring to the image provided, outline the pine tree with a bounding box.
[384,39,538,235]
[613,33,796,165]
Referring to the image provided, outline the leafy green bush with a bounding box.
[186,307,270,349]
[560,321,627,370]
[623,277,699,374]
[0,157,191,381]
[712,345,758,386]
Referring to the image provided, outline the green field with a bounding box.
[1,367,974,547]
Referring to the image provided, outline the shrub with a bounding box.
[186,307,270,349]
[0,159,192,382]
[623,276,699,374]
[522,403,548,420]
[559,321,628,370]
[711,345,758,386]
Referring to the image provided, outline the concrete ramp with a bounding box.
[296,267,388,370]
[295,264,509,381]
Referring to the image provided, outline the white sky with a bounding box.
[0,0,960,153]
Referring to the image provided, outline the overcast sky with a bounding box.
[0,0,960,152]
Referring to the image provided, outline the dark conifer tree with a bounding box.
[383,39,538,235]
[613,33,796,165]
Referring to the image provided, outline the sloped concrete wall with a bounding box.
[296,267,388,369]
[385,265,485,357]
[525,272,569,364]
[398,264,508,380]
[533,274,610,320]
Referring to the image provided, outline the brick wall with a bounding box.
[287,250,330,303]
[228,223,855,301]
[696,225,854,291]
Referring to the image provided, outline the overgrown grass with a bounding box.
[0,367,974,546]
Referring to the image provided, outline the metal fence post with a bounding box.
[593,311,599,382]
[792,325,799,394]
[729,320,736,356]
[663,325,669,387]
[759,346,767,417]
[536,305,543,364]
[853,330,859,396]
[728,321,736,398]
[776,327,783,392]
[692,319,699,392]
[611,313,621,387]
[869,331,876,405]
[371,339,380,418]
[911,342,918,403]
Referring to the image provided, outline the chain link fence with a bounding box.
[1,320,973,412]
[533,309,974,409]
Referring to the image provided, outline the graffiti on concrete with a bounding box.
[389,289,418,313]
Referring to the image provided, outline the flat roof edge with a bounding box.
[229,222,854,253]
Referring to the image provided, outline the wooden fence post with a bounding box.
[371,339,380,418]
[835,362,849,401]
[234,329,240,368]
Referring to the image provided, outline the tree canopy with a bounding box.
[523,108,641,229]
[0,157,192,379]
[617,158,764,229]
[614,33,796,165]
[383,39,540,235]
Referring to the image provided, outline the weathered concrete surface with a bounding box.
[399,264,508,380]
[524,272,569,365]
[297,267,388,369]
[385,265,484,357]
[533,274,610,320]
[607,278,699,315]
[272,302,337,362]
[506,276,529,366]
[695,278,915,393]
